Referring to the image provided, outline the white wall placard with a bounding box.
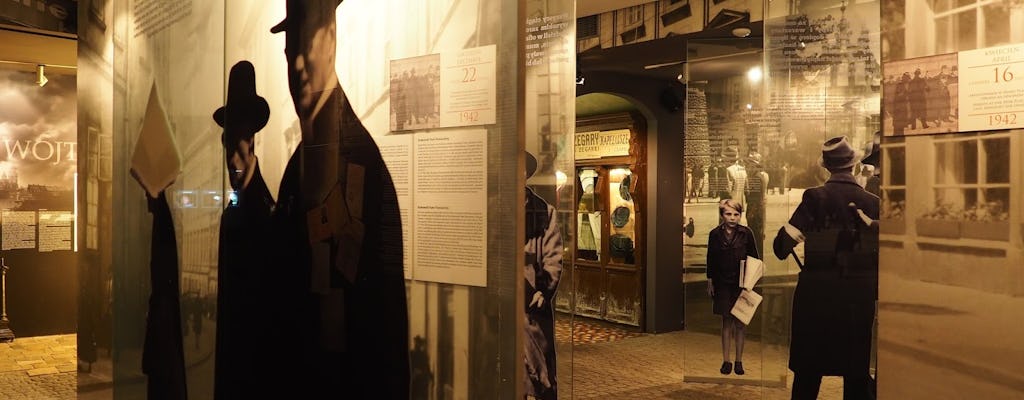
[410,129,488,286]
[2,210,36,251]
[440,45,497,127]
[958,43,1024,131]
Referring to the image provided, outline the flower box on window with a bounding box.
[879,218,906,235]
[915,218,960,239]
[960,221,1009,241]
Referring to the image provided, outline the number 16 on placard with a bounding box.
[994,66,1014,83]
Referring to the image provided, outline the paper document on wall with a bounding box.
[730,289,763,325]
[130,83,181,197]
[741,256,764,289]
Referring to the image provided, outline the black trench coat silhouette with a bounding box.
[773,173,879,376]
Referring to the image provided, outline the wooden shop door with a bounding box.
[573,163,643,326]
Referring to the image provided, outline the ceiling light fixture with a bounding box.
[36,65,48,87]
[731,27,752,38]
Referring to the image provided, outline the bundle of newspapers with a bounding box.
[731,256,764,325]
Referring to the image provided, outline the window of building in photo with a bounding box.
[932,0,1014,53]
[881,140,907,231]
[931,133,1011,239]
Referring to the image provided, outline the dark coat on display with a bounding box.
[142,192,188,400]
[706,224,758,315]
[214,165,276,399]
[773,173,879,376]
[275,88,410,399]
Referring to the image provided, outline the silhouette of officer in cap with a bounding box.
[270,1,411,398]
[212,60,278,400]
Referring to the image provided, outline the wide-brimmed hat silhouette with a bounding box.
[525,151,538,179]
[819,136,862,170]
[213,61,270,137]
[270,0,344,34]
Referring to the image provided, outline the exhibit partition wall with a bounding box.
[877,0,1024,397]
[523,0,577,399]
[0,45,78,339]
[76,0,573,399]
[763,0,882,393]
[682,37,791,389]
[682,0,882,393]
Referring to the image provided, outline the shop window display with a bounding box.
[576,168,601,262]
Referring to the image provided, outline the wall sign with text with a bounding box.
[882,43,1024,136]
[390,45,496,132]
[575,129,631,160]
[958,43,1024,132]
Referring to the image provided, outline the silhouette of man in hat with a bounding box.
[270,1,410,398]
[211,60,278,399]
[773,136,879,400]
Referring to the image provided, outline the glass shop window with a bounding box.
[608,167,635,265]
[577,168,601,261]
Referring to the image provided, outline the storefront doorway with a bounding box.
[569,112,646,327]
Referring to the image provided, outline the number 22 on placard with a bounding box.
[462,67,477,83]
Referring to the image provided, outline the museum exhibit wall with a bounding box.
[0,7,80,340]
[877,0,1024,397]
[73,0,574,399]
[0,60,78,338]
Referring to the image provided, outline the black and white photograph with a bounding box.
[766,3,881,91]
[390,54,440,132]
[0,69,77,212]
[882,53,958,136]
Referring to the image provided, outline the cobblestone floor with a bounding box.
[5,325,846,400]
[0,334,76,400]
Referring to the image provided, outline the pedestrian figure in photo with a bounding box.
[908,68,929,129]
[772,136,879,400]
[689,162,704,203]
[140,192,188,400]
[706,199,759,376]
[211,60,277,399]
[891,73,911,135]
[271,0,410,397]
[724,148,747,208]
[524,151,563,400]
[744,152,770,251]
[132,84,187,400]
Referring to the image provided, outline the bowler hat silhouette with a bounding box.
[819,136,862,170]
[213,61,270,136]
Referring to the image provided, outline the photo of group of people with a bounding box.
[882,53,958,136]
[389,55,441,132]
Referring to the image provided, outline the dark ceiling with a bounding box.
[574,21,764,116]
[577,21,764,84]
